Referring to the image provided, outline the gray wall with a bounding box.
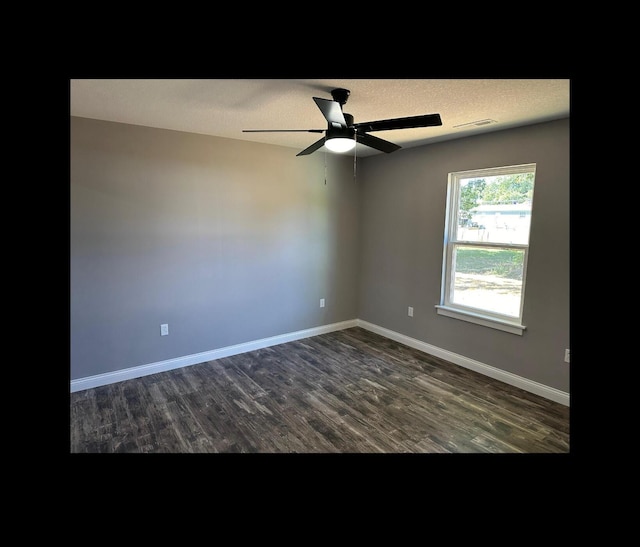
[70,117,359,380]
[70,116,569,395]
[357,118,570,392]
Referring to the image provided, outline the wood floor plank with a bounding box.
[70,327,570,453]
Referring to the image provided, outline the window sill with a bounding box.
[435,305,526,335]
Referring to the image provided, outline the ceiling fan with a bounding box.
[243,88,443,157]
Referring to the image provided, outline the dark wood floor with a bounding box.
[69,327,570,453]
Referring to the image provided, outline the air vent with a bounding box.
[453,119,497,129]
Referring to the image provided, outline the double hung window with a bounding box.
[437,163,536,335]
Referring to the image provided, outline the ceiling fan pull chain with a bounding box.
[353,132,357,181]
[324,148,327,185]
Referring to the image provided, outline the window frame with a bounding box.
[435,163,536,335]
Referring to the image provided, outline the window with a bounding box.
[436,163,536,335]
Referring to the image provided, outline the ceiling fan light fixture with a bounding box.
[325,136,356,153]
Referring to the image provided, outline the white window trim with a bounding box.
[436,163,535,335]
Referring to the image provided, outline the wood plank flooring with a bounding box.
[69,327,570,453]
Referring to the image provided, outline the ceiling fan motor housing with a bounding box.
[326,125,355,141]
[327,112,355,142]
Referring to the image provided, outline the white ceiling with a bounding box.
[70,79,571,157]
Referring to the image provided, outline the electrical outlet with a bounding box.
[161,324,169,336]
[564,349,570,363]
[408,306,413,317]
[320,298,325,308]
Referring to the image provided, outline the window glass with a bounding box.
[451,245,525,318]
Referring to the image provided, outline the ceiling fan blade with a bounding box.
[354,113,442,132]
[313,97,347,128]
[356,133,401,154]
[243,129,325,133]
[296,136,326,156]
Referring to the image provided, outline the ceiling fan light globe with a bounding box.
[325,137,356,153]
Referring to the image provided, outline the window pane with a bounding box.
[451,245,524,317]
[456,173,534,245]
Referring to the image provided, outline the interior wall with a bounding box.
[71,116,570,396]
[357,118,570,393]
[70,117,359,381]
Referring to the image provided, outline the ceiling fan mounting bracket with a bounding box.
[331,88,350,106]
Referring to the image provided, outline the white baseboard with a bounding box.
[70,318,569,407]
[356,319,570,406]
[70,319,357,393]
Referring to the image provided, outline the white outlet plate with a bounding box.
[161,324,169,336]
[320,299,325,308]
[564,349,570,363]
[408,306,413,317]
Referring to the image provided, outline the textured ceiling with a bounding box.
[70,79,570,157]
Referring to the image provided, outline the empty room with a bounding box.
[69,79,570,453]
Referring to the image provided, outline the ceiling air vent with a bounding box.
[453,119,497,129]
